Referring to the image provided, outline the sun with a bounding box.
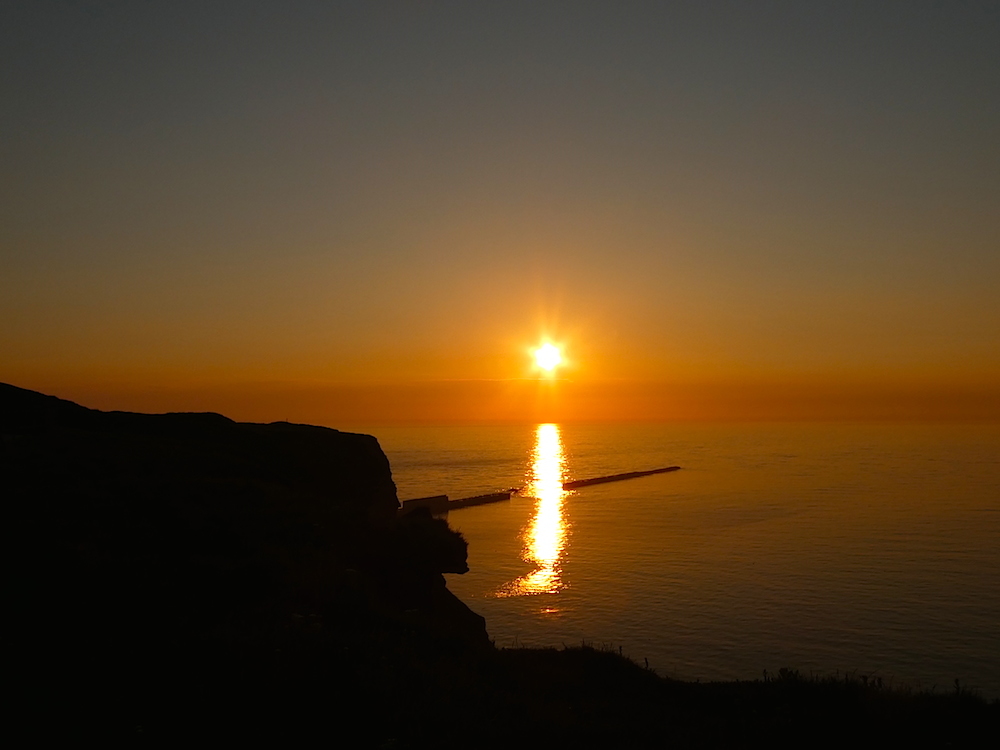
[534,343,562,372]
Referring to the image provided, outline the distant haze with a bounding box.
[2,2,998,422]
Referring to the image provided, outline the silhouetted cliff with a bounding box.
[4,383,485,741]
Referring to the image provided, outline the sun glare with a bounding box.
[496,423,568,597]
[534,343,562,372]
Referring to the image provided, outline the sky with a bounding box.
[2,1,998,422]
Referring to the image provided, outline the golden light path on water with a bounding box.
[496,423,568,597]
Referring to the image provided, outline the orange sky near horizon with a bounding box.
[13,376,997,426]
[2,3,998,424]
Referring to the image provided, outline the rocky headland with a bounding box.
[5,383,995,746]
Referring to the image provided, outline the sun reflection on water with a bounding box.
[496,423,569,597]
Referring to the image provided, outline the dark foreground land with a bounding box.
[5,383,995,746]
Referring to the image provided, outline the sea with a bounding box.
[349,422,1000,698]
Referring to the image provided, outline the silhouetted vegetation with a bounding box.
[6,383,995,746]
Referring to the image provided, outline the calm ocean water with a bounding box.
[355,422,999,698]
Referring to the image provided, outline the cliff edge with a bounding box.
[4,383,486,740]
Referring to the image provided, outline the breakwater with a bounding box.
[400,491,512,514]
[400,466,681,514]
[562,466,680,489]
